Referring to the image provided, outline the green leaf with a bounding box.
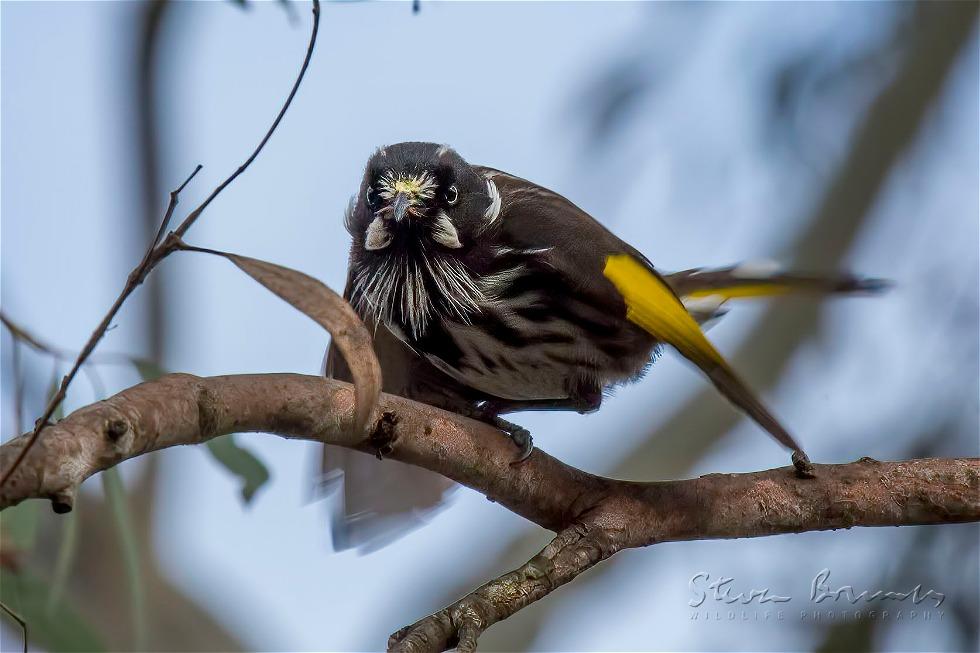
[1,567,106,652]
[46,508,80,616]
[101,468,146,651]
[0,371,64,558]
[45,364,76,615]
[130,358,168,382]
[0,501,38,552]
[129,356,271,503]
[206,435,271,504]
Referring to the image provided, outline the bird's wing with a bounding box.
[477,167,806,458]
[603,254,806,456]
[474,166,653,314]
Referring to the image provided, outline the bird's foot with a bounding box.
[491,416,534,464]
[792,450,815,478]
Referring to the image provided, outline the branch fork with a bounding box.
[0,373,975,651]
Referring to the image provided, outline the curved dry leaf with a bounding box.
[219,252,382,435]
[102,468,146,650]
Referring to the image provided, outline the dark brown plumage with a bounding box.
[321,142,884,550]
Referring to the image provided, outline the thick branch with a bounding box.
[0,373,975,649]
[388,523,619,653]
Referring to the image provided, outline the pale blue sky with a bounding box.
[2,2,977,651]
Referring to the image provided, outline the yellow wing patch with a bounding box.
[603,253,726,371]
[602,253,805,456]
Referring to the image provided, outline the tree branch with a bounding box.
[0,0,320,490]
[0,373,975,649]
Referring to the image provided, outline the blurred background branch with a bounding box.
[2,1,318,649]
[475,2,979,650]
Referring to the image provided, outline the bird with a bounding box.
[321,141,885,550]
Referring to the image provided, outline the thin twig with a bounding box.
[7,321,109,417]
[1,314,55,358]
[0,164,200,487]
[170,0,320,239]
[10,336,24,435]
[0,312,138,366]
[0,0,321,488]
[0,600,28,653]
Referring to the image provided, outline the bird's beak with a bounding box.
[391,192,412,223]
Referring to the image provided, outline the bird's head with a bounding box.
[348,142,499,252]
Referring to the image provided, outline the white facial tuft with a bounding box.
[483,177,502,224]
[364,216,393,250]
[431,211,463,249]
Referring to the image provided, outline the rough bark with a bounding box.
[0,373,975,651]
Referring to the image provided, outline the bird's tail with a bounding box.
[664,262,888,326]
[603,256,886,468]
[666,262,888,300]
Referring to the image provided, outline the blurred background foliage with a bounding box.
[1,1,977,651]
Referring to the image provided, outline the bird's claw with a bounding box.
[792,450,815,478]
[507,426,534,465]
[492,417,534,464]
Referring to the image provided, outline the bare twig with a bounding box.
[0,373,974,648]
[1,311,170,371]
[169,0,320,240]
[0,164,200,489]
[0,600,28,653]
[1,314,56,359]
[0,0,321,489]
[134,0,170,362]
[10,335,24,435]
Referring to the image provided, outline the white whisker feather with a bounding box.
[483,178,501,224]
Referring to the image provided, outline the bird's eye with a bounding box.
[365,186,379,209]
[445,185,459,205]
